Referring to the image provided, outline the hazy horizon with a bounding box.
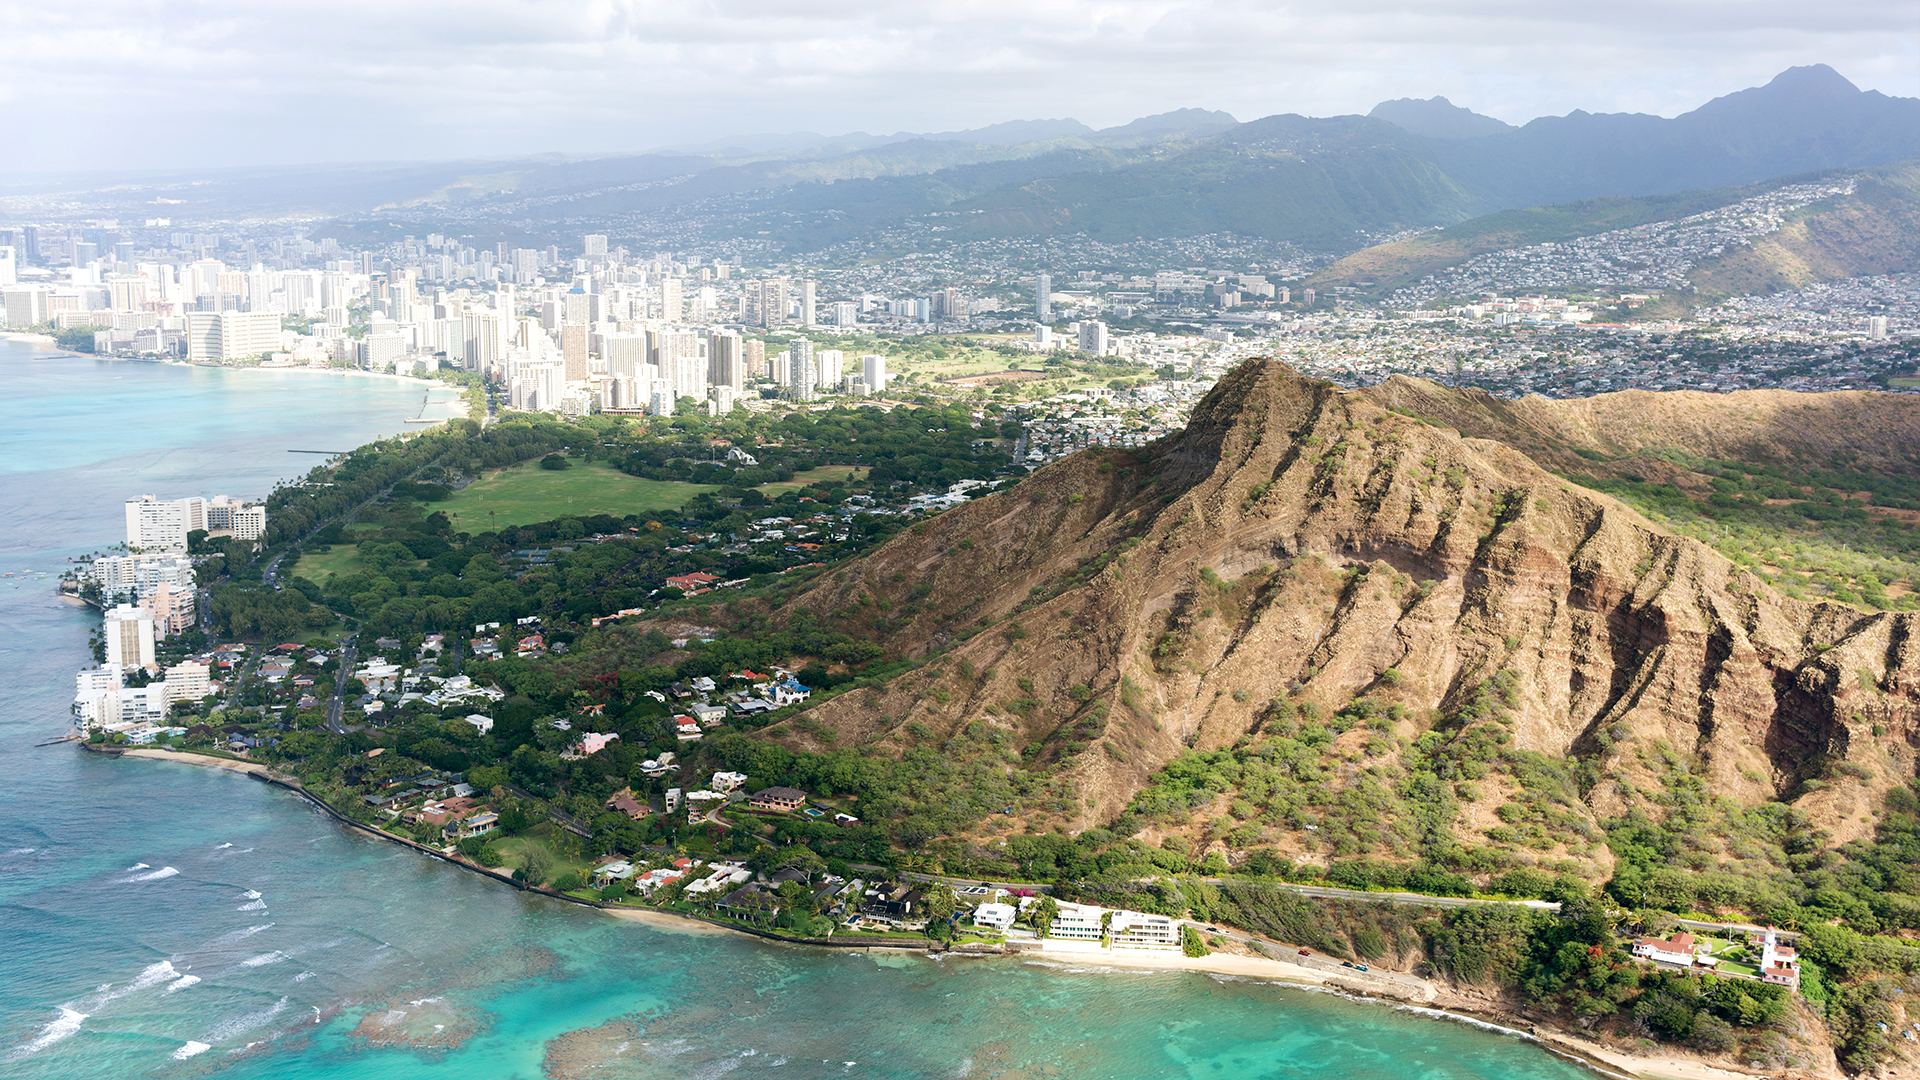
[1,0,1915,173]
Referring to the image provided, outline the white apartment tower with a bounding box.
[1078,320,1109,357]
[126,495,206,551]
[787,338,816,401]
[104,604,157,670]
[799,280,817,327]
[861,354,888,392]
[1035,273,1051,321]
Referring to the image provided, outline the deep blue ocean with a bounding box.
[0,338,1599,1079]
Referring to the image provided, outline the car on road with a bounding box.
[1298,949,1311,956]
[1354,964,1369,972]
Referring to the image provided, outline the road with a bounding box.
[325,636,357,734]
[1200,878,1561,912]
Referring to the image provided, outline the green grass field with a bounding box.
[439,461,719,531]
[763,464,862,493]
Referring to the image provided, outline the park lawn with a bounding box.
[762,464,862,492]
[292,544,364,583]
[491,834,592,884]
[439,460,720,531]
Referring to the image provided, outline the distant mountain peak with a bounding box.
[1765,63,1861,96]
[1095,109,1240,141]
[1368,96,1516,139]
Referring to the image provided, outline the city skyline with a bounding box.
[1,0,1915,172]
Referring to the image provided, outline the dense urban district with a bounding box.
[12,186,1920,1077]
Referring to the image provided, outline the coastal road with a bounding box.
[1207,879,1561,912]
[325,635,357,734]
[847,865,1054,895]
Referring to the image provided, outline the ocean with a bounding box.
[0,338,1598,1079]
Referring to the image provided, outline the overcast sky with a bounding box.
[2,0,1914,172]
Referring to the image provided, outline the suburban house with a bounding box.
[563,731,618,759]
[592,860,636,888]
[749,786,807,813]
[456,811,499,839]
[689,702,728,726]
[1632,932,1700,967]
[973,902,1018,932]
[718,884,779,920]
[665,571,721,593]
[607,789,650,820]
[768,679,811,707]
[710,771,748,792]
[674,717,704,742]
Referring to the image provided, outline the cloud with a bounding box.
[0,0,1913,171]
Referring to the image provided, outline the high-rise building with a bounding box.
[1302,288,1316,306]
[583,234,608,259]
[799,280,817,327]
[185,310,281,361]
[560,325,589,382]
[104,604,156,670]
[0,245,15,287]
[605,334,650,380]
[743,338,767,380]
[1077,320,1108,357]
[861,354,888,392]
[2,284,50,326]
[1035,273,1051,321]
[1868,316,1889,340]
[832,301,857,327]
[655,330,705,400]
[562,288,590,325]
[512,248,540,283]
[660,277,683,321]
[756,278,788,327]
[787,338,815,401]
[462,310,502,373]
[125,494,206,551]
[815,349,843,389]
[707,330,745,391]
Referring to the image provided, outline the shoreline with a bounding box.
[100,745,1771,1080]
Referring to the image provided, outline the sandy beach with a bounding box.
[1024,942,1329,984]
[596,904,737,937]
[120,747,270,775]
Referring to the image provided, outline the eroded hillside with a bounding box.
[762,360,1920,883]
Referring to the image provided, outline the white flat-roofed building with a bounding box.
[83,552,196,601]
[1047,902,1104,941]
[206,495,267,541]
[1108,910,1181,951]
[163,660,212,704]
[973,902,1017,932]
[126,494,206,551]
[104,603,156,669]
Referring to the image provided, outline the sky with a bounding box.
[1,0,1915,172]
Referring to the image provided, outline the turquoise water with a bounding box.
[0,339,1597,1079]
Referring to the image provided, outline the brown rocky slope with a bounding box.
[770,360,1920,860]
